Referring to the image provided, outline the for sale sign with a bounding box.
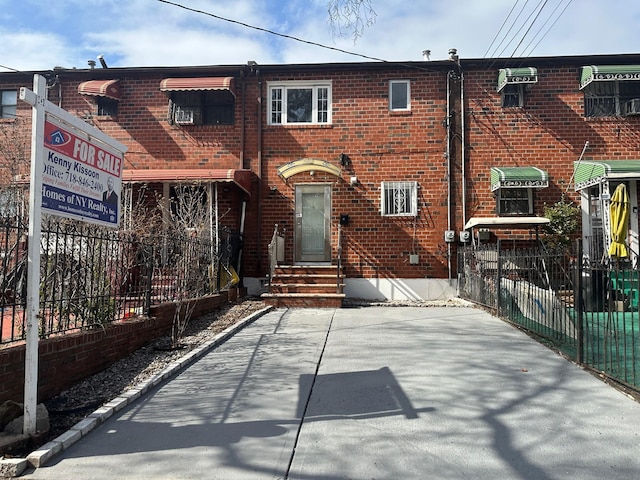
[42,115,122,227]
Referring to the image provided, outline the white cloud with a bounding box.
[1,0,640,72]
[87,27,277,67]
[0,30,75,71]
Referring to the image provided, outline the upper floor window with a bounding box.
[580,65,640,117]
[97,97,118,117]
[583,81,640,117]
[389,80,410,111]
[1,90,17,119]
[497,67,537,109]
[381,181,418,217]
[501,84,523,108]
[169,90,235,126]
[268,81,331,125]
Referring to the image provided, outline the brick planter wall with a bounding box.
[0,291,241,405]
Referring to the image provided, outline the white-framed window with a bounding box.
[501,84,523,108]
[1,90,17,119]
[497,188,533,215]
[389,80,410,111]
[381,181,418,216]
[267,81,332,125]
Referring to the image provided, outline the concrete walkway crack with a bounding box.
[283,309,335,479]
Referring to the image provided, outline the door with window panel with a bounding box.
[295,185,331,263]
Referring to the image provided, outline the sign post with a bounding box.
[19,74,127,435]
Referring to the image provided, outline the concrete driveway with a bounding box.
[20,305,640,479]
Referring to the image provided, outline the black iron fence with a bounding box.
[459,240,640,392]
[0,217,240,345]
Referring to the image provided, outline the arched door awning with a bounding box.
[277,158,341,180]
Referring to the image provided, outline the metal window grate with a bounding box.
[381,181,418,216]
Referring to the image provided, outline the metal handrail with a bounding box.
[268,224,278,287]
[336,223,343,293]
[268,224,284,287]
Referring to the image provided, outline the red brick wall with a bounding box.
[0,293,234,405]
[8,59,640,285]
[463,65,640,241]
[257,67,452,279]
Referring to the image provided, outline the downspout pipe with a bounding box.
[240,69,246,169]
[446,70,452,280]
[461,70,467,229]
[256,68,264,272]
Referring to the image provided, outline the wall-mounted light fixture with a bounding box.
[339,153,351,168]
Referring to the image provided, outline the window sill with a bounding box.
[266,123,333,129]
[389,110,412,117]
[170,123,236,128]
[583,115,630,121]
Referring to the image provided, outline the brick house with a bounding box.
[1,52,640,303]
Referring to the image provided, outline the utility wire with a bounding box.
[518,0,567,56]
[497,0,546,57]
[155,0,388,63]
[488,0,531,58]
[484,0,520,58]
[488,0,570,60]
[509,0,549,57]
[523,0,573,57]
[0,64,22,73]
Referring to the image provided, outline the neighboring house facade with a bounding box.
[462,55,640,268]
[1,52,640,301]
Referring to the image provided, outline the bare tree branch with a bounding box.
[327,0,377,42]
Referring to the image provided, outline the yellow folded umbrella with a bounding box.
[608,183,630,258]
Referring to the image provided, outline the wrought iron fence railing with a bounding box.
[0,217,240,345]
[458,240,640,392]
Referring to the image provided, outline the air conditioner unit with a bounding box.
[624,98,640,116]
[174,107,197,124]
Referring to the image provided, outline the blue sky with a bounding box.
[0,0,639,72]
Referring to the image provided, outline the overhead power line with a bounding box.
[508,0,549,57]
[483,0,520,58]
[485,0,573,59]
[0,64,22,73]
[155,0,388,63]
[497,0,547,58]
[522,0,573,57]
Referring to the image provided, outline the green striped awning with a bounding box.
[490,167,548,192]
[497,67,538,92]
[573,160,640,190]
[580,65,640,90]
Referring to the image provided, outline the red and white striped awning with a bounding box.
[122,169,253,195]
[159,77,235,95]
[77,79,121,100]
